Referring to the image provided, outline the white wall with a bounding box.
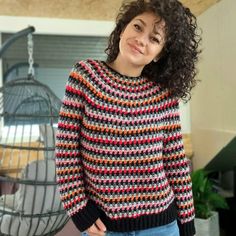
[191,0,236,169]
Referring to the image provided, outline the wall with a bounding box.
[191,0,236,169]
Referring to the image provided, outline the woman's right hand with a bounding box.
[85,218,107,236]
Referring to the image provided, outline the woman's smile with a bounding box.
[128,43,144,54]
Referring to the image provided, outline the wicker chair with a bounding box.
[0,77,69,236]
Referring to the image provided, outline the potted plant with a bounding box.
[191,168,228,236]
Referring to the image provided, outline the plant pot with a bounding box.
[194,211,219,236]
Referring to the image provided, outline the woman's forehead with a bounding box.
[132,12,166,34]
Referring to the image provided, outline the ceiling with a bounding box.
[182,0,221,16]
[0,0,222,20]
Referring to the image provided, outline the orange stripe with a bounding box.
[82,121,162,135]
[82,152,162,165]
[88,188,169,202]
[56,143,79,149]
[60,111,82,120]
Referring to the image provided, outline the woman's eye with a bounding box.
[134,24,141,31]
[151,37,160,44]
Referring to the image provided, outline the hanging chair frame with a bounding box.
[0,27,68,236]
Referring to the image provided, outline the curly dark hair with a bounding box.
[105,0,201,101]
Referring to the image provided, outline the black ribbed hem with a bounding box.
[71,200,101,232]
[178,219,195,236]
[100,201,177,232]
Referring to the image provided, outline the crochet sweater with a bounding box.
[55,59,195,236]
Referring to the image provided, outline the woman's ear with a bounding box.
[153,55,160,63]
[153,58,158,63]
[153,49,165,62]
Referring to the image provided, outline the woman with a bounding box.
[55,0,201,236]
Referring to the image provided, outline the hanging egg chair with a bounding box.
[0,27,69,236]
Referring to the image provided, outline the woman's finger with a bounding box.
[95,218,107,232]
[87,223,106,236]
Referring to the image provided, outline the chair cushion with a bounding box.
[0,159,68,236]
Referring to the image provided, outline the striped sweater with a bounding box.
[55,59,195,236]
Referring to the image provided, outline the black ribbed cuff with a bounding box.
[71,200,100,232]
[178,219,196,236]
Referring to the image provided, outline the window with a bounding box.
[2,34,108,99]
[1,34,108,141]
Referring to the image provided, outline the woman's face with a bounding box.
[118,11,166,69]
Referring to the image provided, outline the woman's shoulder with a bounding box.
[69,59,101,81]
[69,59,104,88]
[156,84,180,105]
[73,59,101,73]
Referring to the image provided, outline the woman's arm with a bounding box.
[55,63,101,232]
[162,97,195,236]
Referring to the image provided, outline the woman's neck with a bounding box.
[107,57,143,77]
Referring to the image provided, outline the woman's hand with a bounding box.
[85,218,107,236]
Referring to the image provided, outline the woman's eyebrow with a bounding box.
[134,19,146,26]
[134,18,163,36]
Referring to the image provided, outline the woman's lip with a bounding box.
[128,43,143,54]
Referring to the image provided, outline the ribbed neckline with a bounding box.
[100,61,144,82]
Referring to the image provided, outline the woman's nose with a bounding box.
[135,33,149,46]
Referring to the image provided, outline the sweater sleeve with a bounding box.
[162,97,195,236]
[55,63,100,232]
